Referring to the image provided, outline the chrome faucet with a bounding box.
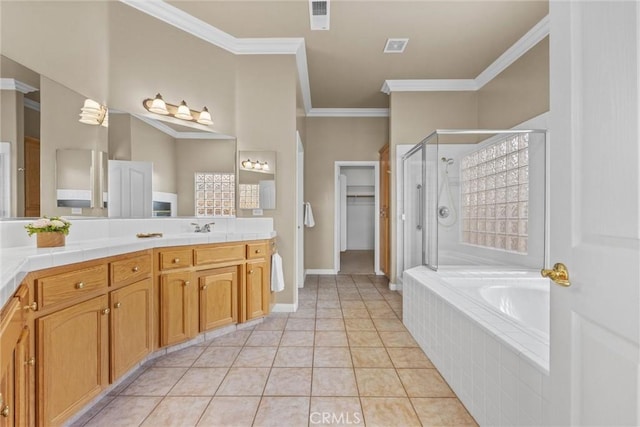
[191,222,215,233]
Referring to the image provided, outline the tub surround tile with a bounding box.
[198,396,261,426]
[140,396,209,427]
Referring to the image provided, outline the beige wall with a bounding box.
[40,77,108,217]
[304,117,389,270]
[478,37,549,129]
[236,55,297,306]
[175,139,236,216]
[108,114,132,161]
[130,117,177,195]
[0,56,40,89]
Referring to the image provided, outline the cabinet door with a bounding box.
[37,295,109,426]
[110,278,152,382]
[245,260,270,320]
[13,327,30,427]
[199,267,238,332]
[160,271,197,347]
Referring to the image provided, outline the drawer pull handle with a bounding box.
[102,308,111,315]
[24,302,37,311]
[0,405,9,418]
[132,266,139,272]
[249,270,254,274]
[201,285,208,290]
[26,357,35,366]
[76,282,84,289]
[173,258,180,264]
[255,249,262,254]
[184,280,190,286]
[114,302,122,309]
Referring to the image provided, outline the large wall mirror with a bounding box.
[0,54,238,219]
[238,151,276,210]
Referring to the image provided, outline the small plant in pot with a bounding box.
[25,216,71,248]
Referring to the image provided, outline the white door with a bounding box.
[296,132,305,288]
[339,174,347,252]
[108,160,153,217]
[549,2,640,425]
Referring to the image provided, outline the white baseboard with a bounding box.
[305,269,337,275]
[389,282,403,292]
[271,303,299,313]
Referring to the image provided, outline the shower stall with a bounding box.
[401,129,547,272]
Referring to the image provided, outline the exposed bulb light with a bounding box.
[79,98,108,126]
[197,107,213,125]
[148,93,169,115]
[242,159,253,169]
[262,162,269,171]
[254,162,262,170]
[175,100,193,120]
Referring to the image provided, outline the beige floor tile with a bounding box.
[397,369,456,397]
[340,300,366,310]
[364,301,391,310]
[387,347,434,368]
[312,368,358,396]
[359,292,385,301]
[169,367,228,396]
[121,367,187,396]
[216,367,270,396]
[355,368,406,397]
[253,397,310,427]
[193,346,242,367]
[344,318,376,331]
[68,396,116,426]
[254,316,288,331]
[350,347,393,368]
[309,397,364,426]
[285,318,316,331]
[298,299,317,309]
[84,396,162,427]
[347,331,383,347]
[368,308,398,318]
[245,330,283,346]
[315,331,349,346]
[273,346,314,367]
[372,318,407,332]
[315,318,345,331]
[317,299,341,309]
[360,397,421,427]
[264,367,312,396]
[411,397,478,426]
[289,307,317,318]
[314,346,353,367]
[379,331,419,347]
[153,346,205,367]
[280,330,315,346]
[316,308,343,318]
[208,330,252,346]
[141,396,210,426]
[342,308,371,319]
[197,396,261,426]
[233,346,277,367]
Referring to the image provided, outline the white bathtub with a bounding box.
[403,266,550,426]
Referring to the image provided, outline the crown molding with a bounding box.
[307,108,389,118]
[0,78,38,94]
[23,98,40,112]
[382,14,549,95]
[133,113,235,140]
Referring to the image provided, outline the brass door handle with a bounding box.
[255,249,262,254]
[24,302,37,311]
[201,285,208,290]
[26,357,35,366]
[184,280,190,286]
[76,282,84,289]
[114,302,122,309]
[173,258,180,263]
[132,266,139,272]
[541,263,571,287]
[102,308,111,315]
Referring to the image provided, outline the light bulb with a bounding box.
[175,100,193,120]
[197,107,213,125]
[148,93,169,115]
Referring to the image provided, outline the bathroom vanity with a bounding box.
[0,218,275,426]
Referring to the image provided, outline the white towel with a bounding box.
[303,202,315,227]
[271,252,285,292]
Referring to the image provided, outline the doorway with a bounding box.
[334,161,380,275]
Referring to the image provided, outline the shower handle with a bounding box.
[416,184,423,231]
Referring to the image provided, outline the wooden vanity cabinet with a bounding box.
[245,241,271,321]
[159,271,197,347]
[198,266,239,331]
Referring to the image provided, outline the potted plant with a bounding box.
[25,216,71,248]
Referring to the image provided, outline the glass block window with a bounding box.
[195,172,236,217]
[461,133,529,253]
[239,184,260,209]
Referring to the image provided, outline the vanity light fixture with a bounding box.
[79,99,108,127]
[143,93,214,126]
[241,159,269,171]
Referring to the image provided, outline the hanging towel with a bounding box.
[271,252,285,292]
[303,202,315,227]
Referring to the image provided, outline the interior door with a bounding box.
[24,137,40,217]
[108,160,152,217]
[549,2,640,425]
[379,144,390,278]
[296,132,305,288]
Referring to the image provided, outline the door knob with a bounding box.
[541,263,571,287]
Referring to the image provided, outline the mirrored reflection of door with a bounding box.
[108,160,152,218]
[24,136,40,217]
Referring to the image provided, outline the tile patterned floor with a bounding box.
[74,274,477,427]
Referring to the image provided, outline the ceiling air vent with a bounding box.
[384,38,409,53]
[309,0,330,31]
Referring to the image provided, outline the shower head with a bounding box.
[441,157,454,165]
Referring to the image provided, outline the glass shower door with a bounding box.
[402,145,424,272]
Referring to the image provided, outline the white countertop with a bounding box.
[0,217,275,308]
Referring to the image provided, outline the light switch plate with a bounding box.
[252,209,263,216]
[71,208,82,215]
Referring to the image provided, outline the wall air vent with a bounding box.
[309,0,330,31]
[384,38,409,53]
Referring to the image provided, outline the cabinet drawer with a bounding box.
[194,244,245,266]
[247,242,268,260]
[36,264,108,310]
[110,254,152,285]
[158,248,193,270]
